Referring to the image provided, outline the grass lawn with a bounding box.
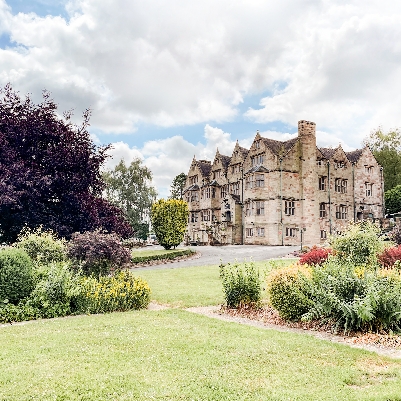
[2,258,401,400]
[137,259,297,307]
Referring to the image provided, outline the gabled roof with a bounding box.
[345,149,363,164]
[318,147,336,160]
[220,154,231,170]
[209,180,221,187]
[196,160,212,177]
[183,184,199,193]
[262,137,298,156]
[238,145,249,158]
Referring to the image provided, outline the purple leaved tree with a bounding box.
[0,84,132,242]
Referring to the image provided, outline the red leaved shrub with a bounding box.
[378,245,401,269]
[299,246,332,266]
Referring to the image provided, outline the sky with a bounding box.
[1,0,401,198]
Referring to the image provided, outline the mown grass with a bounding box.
[138,259,297,307]
[1,309,401,400]
[2,257,400,400]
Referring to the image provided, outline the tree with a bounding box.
[151,199,189,249]
[0,84,132,242]
[385,185,401,214]
[103,159,157,240]
[169,173,187,200]
[364,127,401,192]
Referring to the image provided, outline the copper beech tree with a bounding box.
[0,84,132,243]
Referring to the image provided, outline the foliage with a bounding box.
[0,84,132,243]
[74,271,150,314]
[329,221,387,266]
[299,246,332,266]
[378,245,401,269]
[0,247,35,304]
[131,248,195,264]
[385,185,401,214]
[103,158,157,239]
[26,262,81,319]
[151,199,189,250]
[67,230,131,277]
[169,172,187,200]
[219,261,262,308]
[304,259,401,333]
[266,264,313,321]
[388,224,401,245]
[364,127,401,192]
[15,226,66,267]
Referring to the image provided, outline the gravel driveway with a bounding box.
[134,245,299,270]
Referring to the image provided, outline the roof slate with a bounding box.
[346,149,363,163]
[262,137,298,156]
[197,160,212,177]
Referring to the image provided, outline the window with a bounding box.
[213,170,221,179]
[220,185,227,198]
[255,201,265,216]
[316,160,324,167]
[320,230,327,239]
[245,203,251,216]
[319,203,326,218]
[245,175,253,189]
[251,154,264,166]
[256,227,265,237]
[255,174,265,188]
[319,176,326,191]
[285,227,296,237]
[201,187,211,199]
[335,179,347,193]
[190,212,198,223]
[285,200,295,216]
[365,183,373,197]
[335,161,345,169]
[246,228,254,237]
[231,182,240,195]
[255,140,261,149]
[201,210,211,221]
[365,165,373,174]
[190,191,199,202]
[335,205,348,220]
[211,187,216,198]
[189,175,198,185]
[231,164,240,174]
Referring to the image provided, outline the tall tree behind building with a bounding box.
[103,159,157,239]
[169,173,187,200]
[364,127,401,192]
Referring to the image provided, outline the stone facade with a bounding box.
[183,121,384,247]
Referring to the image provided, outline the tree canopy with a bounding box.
[169,172,187,200]
[0,84,132,242]
[103,159,157,240]
[384,185,401,214]
[364,127,401,192]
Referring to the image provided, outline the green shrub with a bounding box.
[219,262,262,308]
[131,249,195,264]
[329,221,387,266]
[0,248,35,304]
[27,262,81,319]
[266,264,313,321]
[67,230,131,277]
[304,260,401,333]
[0,301,40,323]
[74,270,151,314]
[15,227,66,267]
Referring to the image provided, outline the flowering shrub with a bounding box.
[15,227,66,267]
[266,264,312,321]
[67,230,131,276]
[220,262,262,308]
[75,270,151,314]
[299,246,332,266]
[378,245,401,269]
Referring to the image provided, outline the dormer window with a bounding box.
[251,154,264,166]
[255,140,261,149]
[334,161,345,169]
[213,170,221,179]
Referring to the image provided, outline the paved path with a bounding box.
[133,245,299,270]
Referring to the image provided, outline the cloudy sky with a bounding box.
[1,0,401,197]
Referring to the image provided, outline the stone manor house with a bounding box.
[183,120,385,247]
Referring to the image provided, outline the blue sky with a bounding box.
[1,0,401,197]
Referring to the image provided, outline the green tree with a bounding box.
[169,173,187,200]
[103,159,157,240]
[151,199,189,250]
[364,127,401,192]
[385,185,401,214]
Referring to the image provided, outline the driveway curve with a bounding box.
[134,245,299,270]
